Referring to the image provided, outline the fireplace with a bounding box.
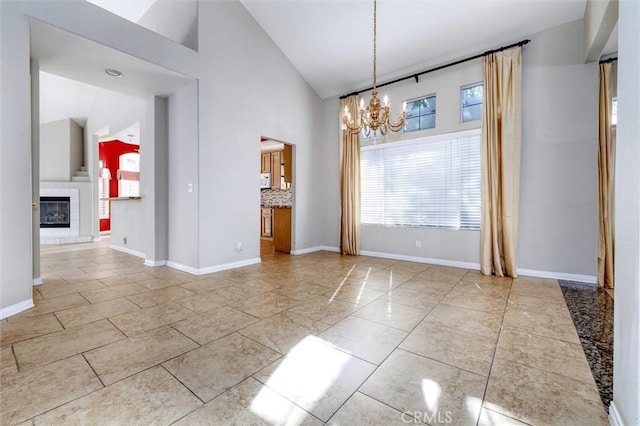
[40,196,71,228]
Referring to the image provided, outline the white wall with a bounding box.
[0,1,33,316]
[40,118,83,181]
[197,1,324,269]
[167,81,199,268]
[518,19,599,279]
[612,1,640,424]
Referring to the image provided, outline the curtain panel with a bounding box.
[480,47,522,277]
[597,62,615,288]
[339,96,361,255]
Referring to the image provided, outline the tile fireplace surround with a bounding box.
[39,188,90,245]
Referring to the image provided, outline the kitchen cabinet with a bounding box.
[283,144,292,184]
[273,207,291,253]
[260,208,273,238]
[270,151,282,189]
[261,153,271,173]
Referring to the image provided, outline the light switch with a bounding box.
[187,183,194,193]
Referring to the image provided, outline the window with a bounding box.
[118,153,140,197]
[461,83,483,123]
[612,97,617,126]
[403,95,436,133]
[361,129,481,230]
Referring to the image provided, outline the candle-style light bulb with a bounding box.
[360,98,365,108]
[402,101,407,112]
[384,95,389,106]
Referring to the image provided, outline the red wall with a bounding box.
[98,139,139,232]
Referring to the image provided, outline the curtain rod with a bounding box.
[339,39,530,100]
[599,57,618,64]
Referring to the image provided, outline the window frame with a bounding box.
[460,82,483,123]
[402,93,437,134]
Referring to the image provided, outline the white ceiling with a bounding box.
[241,0,589,99]
[30,18,193,99]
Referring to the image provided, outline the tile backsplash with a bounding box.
[261,189,292,207]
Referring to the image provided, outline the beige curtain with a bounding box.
[480,47,522,278]
[597,63,615,288]
[340,96,361,255]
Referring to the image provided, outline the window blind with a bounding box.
[361,128,481,230]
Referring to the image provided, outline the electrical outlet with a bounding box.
[415,240,422,248]
[236,242,243,252]
[123,236,127,245]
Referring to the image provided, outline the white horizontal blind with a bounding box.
[361,129,481,230]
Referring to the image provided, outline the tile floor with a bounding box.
[0,241,609,425]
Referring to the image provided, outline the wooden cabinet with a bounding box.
[273,207,291,253]
[283,144,292,184]
[260,208,273,238]
[261,153,271,173]
[270,151,282,189]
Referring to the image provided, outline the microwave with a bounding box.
[260,173,271,189]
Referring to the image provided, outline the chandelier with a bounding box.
[342,0,406,137]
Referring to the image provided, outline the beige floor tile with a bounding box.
[400,322,496,376]
[276,281,330,301]
[163,333,281,402]
[171,306,259,345]
[502,308,580,344]
[414,268,465,284]
[13,319,125,370]
[452,279,512,298]
[319,316,407,365]
[346,269,412,291]
[174,377,321,426]
[495,327,594,384]
[353,299,429,331]
[13,293,89,318]
[1,313,63,345]
[33,366,202,425]
[386,285,444,310]
[398,278,458,295]
[126,286,196,308]
[360,349,486,426]
[253,335,376,422]
[80,282,149,303]
[0,355,102,425]
[224,279,281,297]
[84,326,198,385]
[137,276,192,291]
[109,302,195,336]
[484,358,608,425]
[326,392,406,426]
[98,272,155,287]
[323,282,386,305]
[441,290,508,313]
[426,303,503,339]
[287,296,362,325]
[478,408,529,426]
[510,278,564,300]
[179,277,237,294]
[230,291,302,319]
[63,270,118,283]
[506,293,572,318]
[37,280,106,299]
[32,289,43,301]
[175,288,242,313]
[1,344,18,377]
[461,270,513,286]
[238,311,329,354]
[55,298,140,329]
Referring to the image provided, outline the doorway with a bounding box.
[259,137,293,259]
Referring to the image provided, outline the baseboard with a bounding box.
[166,257,262,276]
[608,401,624,426]
[144,260,167,267]
[516,268,597,284]
[198,257,261,275]
[321,246,340,253]
[166,261,200,275]
[359,250,481,270]
[0,299,34,320]
[109,244,145,259]
[32,277,43,286]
